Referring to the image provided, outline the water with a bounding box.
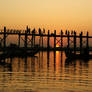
[0,51,92,92]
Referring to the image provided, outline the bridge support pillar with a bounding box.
[4,27,6,48]
[74,31,76,53]
[54,30,56,50]
[47,30,50,50]
[80,32,83,54]
[67,31,70,49]
[61,30,63,50]
[18,32,20,47]
[86,32,89,49]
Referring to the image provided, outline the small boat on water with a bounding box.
[0,47,39,60]
[65,48,92,60]
[0,44,40,60]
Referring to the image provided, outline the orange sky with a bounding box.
[0,0,92,34]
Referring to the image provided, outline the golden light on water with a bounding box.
[0,52,91,92]
[56,44,60,54]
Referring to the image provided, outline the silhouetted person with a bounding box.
[28,27,30,33]
[65,30,68,35]
[61,30,63,34]
[71,30,74,35]
[32,28,36,34]
[43,28,45,33]
[74,31,76,35]
[39,28,41,35]
[26,26,30,33]
[68,31,70,35]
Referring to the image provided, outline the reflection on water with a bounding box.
[0,51,92,92]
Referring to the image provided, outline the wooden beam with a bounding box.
[4,27,6,48]
[47,30,50,49]
[54,30,56,50]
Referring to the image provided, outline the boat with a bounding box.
[65,48,92,60]
[0,47,39,60]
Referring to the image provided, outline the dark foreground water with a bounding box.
[0,51,92,92]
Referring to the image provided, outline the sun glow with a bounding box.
[56,44,59,48]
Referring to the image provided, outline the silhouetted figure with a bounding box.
[32,28,36,34]
[71,31,74,35]
[26,26,30,33]
[65,30,68,35]
[68,31,70,35]
[74,31,76,35]
[61,30,63,35]
[43,28,45,33]
[39,28,41,35]
[28,28,30,33]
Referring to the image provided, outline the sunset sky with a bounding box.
[0,0,92,33]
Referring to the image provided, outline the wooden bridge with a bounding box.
[0,26,92,53]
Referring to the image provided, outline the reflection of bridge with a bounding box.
[0,26,92,57]
[0,51,90,92]
[0,51,89,73]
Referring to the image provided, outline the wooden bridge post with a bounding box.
[86,32,89,49]
[80,32,83,54]
[25,27,28,48]
[32,28,36,47]
[25,32,27,48]
[34,33,35,47]
[42,35,43,49]
[31,29,34,47]
[4,27,6,48]
[42,28,45,49]
[54,30,56,50]
[38,28,41,48]
[47,30,50,50]
[39,38,41,49]
[18,32,20,47]
[67,31,70,49]
[32,33,33,47]
[61,30,63,50]
[74,31,76,53]
[33,28,35,47]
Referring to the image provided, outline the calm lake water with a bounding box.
[0,51,92,92]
